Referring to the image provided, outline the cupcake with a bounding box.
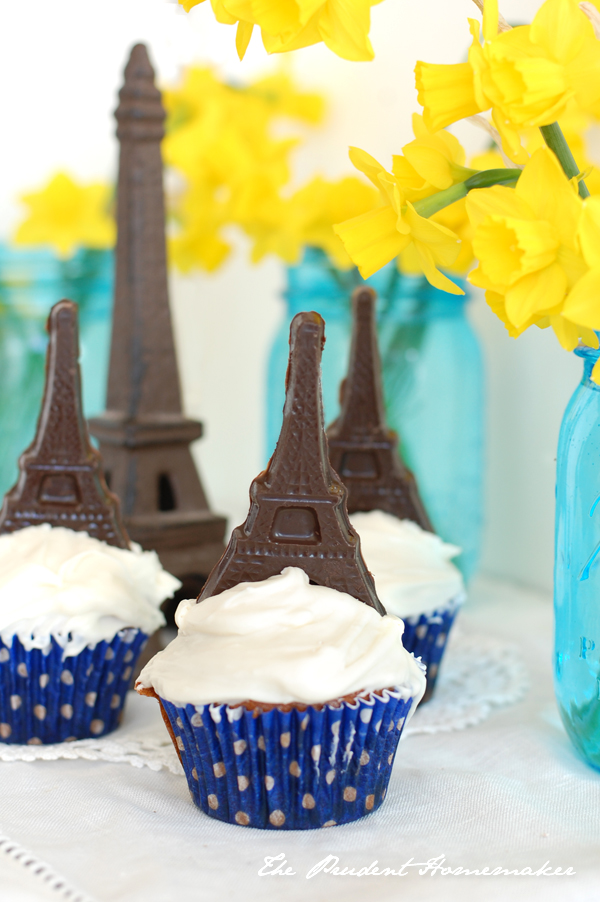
[0,524,179,744]
[327,287,465,700]
[349,510,464,701]
[0,301,180,744]
[137,566,425,829]
[137,311,426,829]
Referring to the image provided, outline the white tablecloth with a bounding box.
[1,578,599,902]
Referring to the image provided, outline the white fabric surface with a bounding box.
[1,577,599,902]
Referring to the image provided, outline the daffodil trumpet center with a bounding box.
[412,168,521,219]
[539,122,590,199]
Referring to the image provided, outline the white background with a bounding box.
[0,0,588,592]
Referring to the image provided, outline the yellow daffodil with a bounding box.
[466,146,594,350]
[178,0,383,61]
[560,191,600,381]
[168,176,231,273]
[416,0,600,165]
[234,182,304,264]
[237,176,378,267]
[248,70,325,124]
[162,63,326,272]
[334,148,463,294]
[561,196,600,331]
[13,173,115,259]
[392,114,475,202]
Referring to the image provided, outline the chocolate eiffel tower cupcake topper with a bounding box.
[199,311,384,613]
[327,287,432,530]
[0,300,129,547]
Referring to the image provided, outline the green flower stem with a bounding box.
[413,168,521,218]
[540,122,590,199]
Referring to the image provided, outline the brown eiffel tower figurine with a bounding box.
[0,301,129,547]
[199,311,384,612]
[88,44,226,588]
[327,287,432,529]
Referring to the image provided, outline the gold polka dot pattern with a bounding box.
[0,630,147,744]
[157,686,416,830]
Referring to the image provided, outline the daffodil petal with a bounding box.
[402,143,454,191]
[348,146,388,190]
[466,184,533,231]
[484,289,528,338]
[405,202,461,266]
[415,60,482,132]
[530,0,587,64]
[515,147,581,245]
[236,20,254,58]
[333,205,409,279]
[504,263,567,328]
[317,0,375,62]
[577,196,600,268]
[561,267,600,329]
[415,246,464,294]
[549,314,582,351]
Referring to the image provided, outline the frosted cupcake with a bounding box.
[350,510,465,701]
[137,566,425,829]
[327,287,465,701]
[137,311,427,829]
[0,301,180,744]
[0,524,178,744]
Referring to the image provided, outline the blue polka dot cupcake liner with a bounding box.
[401,595,463,702]
[0,628,147,744]
[157,687,416,830]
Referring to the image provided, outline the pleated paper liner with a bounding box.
[401,593,464,702]
[144,686,417,830]
[0,628,147,744]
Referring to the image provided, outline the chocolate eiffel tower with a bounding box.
[327,287,432,529]
[199,311,384,612]
[0,301,129,547]
[88,44,226,584]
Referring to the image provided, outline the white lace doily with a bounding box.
[404,632,529,736]
[0,632,528,772]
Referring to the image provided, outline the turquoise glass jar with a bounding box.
[379,276,484,579]
[0,245,113,497]
[554,342,600,771]
[265,251,484,578]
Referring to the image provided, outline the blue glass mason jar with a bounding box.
[554,341,600,771]
[0,244,113,497]
[265,246,398,459]
[378,276,484,580]
[265,250,484,578]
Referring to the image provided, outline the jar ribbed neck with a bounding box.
[575,338,600,387]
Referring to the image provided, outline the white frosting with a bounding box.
[137,566,426,707]
[350,511,465,619]
[0,524,180,656]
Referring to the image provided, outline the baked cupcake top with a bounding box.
[349,510,465,619]
[136,566,426,707]
[0,524,180,656]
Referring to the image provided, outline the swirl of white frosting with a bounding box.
[0,524,180,656]
[137,566,426,707]
[350,511,465,619]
